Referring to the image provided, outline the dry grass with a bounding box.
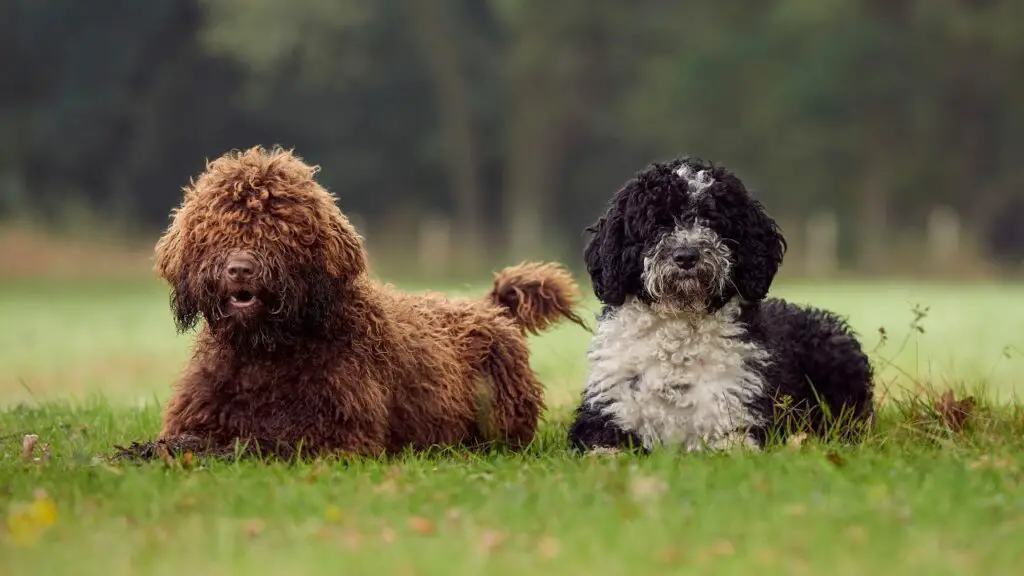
[0,225,155,280]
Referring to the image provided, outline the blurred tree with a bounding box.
[0,0,253,228]
[2,0,1023,272]
[408,0,485,259]
[200,0,444,234]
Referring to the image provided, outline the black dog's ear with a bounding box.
[169,273,201,333]
[730,196,787,302]
[583,216,613,303]
[583,194,649,306]
[584,214,625,306]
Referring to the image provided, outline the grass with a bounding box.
[2,277,1024,574]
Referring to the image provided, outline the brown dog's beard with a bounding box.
[170,264,344,353]
[170,273,202,334]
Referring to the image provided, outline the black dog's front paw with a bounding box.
[567,403,647,454]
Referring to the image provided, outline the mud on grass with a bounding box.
[2,395,1024,575]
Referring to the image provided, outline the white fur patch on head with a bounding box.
[674,163,716,197]
[582,297,768,451]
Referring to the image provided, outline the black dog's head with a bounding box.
[584,156,786,313]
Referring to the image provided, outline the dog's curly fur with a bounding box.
[567,156,875,453]
[130,146,587,460]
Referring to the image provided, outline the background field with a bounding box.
[2,278,1024,574]
[4,278,1023,407]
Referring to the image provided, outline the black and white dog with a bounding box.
[568,157,874,453]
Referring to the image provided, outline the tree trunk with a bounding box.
[408,0,485,262]
[501,2,601,261]
[504,57,556,261]
[856,144,890,274]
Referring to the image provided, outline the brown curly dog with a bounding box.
[137,145,587,460]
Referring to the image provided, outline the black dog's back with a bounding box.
[741,298,875,442]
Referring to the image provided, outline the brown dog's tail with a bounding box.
[487,261,589,335]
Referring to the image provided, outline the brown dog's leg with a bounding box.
[469,326,544,451]
[158,358,389,459]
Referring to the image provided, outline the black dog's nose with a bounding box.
[672,247,700,270]
[226,254,256,282]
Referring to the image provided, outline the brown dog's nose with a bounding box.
[226,254,256,282]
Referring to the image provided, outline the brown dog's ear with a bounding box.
[322,210,367,281]
[154,206,202,333]
[153,209,186,282]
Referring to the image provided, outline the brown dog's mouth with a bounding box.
[228,290,258,309]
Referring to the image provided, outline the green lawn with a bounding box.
[2,278,1024,574]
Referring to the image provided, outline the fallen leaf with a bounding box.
[476,530,506,554]
[537,535,560,559]
[6,506,40,546]
[380,526,398,544]
[708,539,735,556]
[825,452,845,467]
[845,525,868,545]
[753,475,768,493]
[97,463,123,476]
[243,519,265,538]
[156,444,175,467]
[787,433,808,450]
[339,529,362,550]
[933,390,975,432]
[756,546,779,565]
[21,434,38,462]
[324,505,343,524]
[969,455,1015,471]
[30,494,58,528]
[444,508,462,524]
[629,475,668,502]
[120,515,139,528]
[782,504,807,517]
[407,516,435,535]
[374,479,399,495]
[659,547,682,565]
[5,491,58,547]
[305,462,326,483]
[38,443,51,464]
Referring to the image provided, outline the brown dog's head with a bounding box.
[154,146,366,350]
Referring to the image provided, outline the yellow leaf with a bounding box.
[30,497,57,527]
[6,506,41,547]
[324,505,343,524]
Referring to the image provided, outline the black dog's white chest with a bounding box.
[582,300,769,450]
